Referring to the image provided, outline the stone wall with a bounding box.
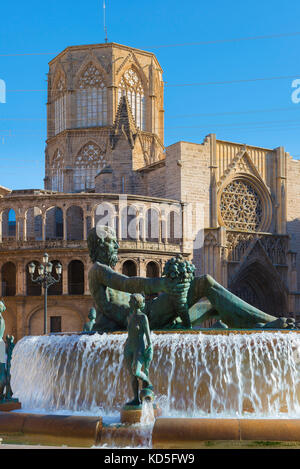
[287,155,300,291]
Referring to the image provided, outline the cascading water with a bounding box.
[10,331,300,419]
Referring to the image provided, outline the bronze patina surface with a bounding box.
[87,226,297,332]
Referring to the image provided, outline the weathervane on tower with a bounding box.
[103,0,108,43]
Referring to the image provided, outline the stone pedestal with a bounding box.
[120,404,162,424]
[0,400,21,412]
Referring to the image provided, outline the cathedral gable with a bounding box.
[218,149,266,189]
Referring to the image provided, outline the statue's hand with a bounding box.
[163,278,189,297]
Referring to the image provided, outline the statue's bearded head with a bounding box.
[87,225,119,267]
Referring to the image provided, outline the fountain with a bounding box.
[6,329,300,448]
[2,225,300,448]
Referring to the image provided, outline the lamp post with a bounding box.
[28,253,62,335]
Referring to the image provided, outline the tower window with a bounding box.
[76,64,107,128]
[51,149,64,192]
[118,68,146,131]
[53,77,66,135]
[73,143,106,192]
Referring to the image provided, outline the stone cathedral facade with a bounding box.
[1,42,300,339]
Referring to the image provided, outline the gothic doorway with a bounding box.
[229,260,288,317]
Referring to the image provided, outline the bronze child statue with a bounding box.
[83,307,97,332]
[0,301,17,403]
[124,293,153,407]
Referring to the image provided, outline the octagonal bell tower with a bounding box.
[44,43,165,194]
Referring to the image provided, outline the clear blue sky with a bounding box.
[1,0,300,190]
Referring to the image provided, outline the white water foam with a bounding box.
[10,331,300,419]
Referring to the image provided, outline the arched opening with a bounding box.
[68,260,84,295]
[168,210,182,244]
[46,207,63,240]
[1,262,16,296]
[122,260,137,277]
[73,143,106,192]
[26,207,42,240]
[67,206,83,240]
[146,208,159,242]
[26,261,42,296]
[28,307,83,335]
[51,149,64,191]
[118,67,146,130]
[2,209,16,240]
[95,202,117,233]
[48,260,63,296]
[230,260,288,316]
[76,63,107,128]
[53,75,66,136]
[121,206,138,240]
[146,261,159,278]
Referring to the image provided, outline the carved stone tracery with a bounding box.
[226,231,288,265]
[78,64,106,89]
[51,150,64,192]
[74,143,106,192]
[118,68,145,130]
[220,179,263,231]
[77,63,107,128]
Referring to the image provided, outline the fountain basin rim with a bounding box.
[44,329,300,337]
[152,418,300,448]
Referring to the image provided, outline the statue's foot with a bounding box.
[125,398,141,407]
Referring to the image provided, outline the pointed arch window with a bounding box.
[51,150,64,192]
[118,68,146,130]
[54,77,66,135]
[73,143,106,192]
[76,64,107,128]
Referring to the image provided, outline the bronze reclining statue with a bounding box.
[87,226,296,332]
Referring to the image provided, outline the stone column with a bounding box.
[63,208,67,241]
[16,217,21,241]
[208,134,218,228]
[42,213,46,241]
[181,202,187,251]
[83,208,88,241]
[275,146,287,235]
[139,258,146,277]
[16,259,26,296]
[22,215,27,242]
[61,259,69,295]
[84,264,89,295]
[91,209,95,229]
[139,209,146,242]
[15,298,26,342]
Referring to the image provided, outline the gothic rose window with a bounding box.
[76,64,107,128]
[54,77,66,135]
[118,68,146,130]
[220,179,263,231]
[73,143,106,192]
[51,150,64,192]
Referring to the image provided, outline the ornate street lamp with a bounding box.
[28,254,62,334]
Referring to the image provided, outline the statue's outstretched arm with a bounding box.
[92,263,166,295]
